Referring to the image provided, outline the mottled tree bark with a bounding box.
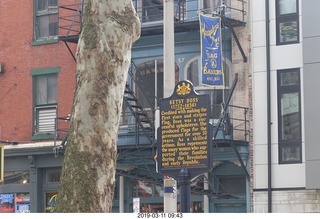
[55,0,140,212]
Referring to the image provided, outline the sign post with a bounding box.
[179,168,190,212]
[158,80,213,212]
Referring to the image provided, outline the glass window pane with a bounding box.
[279,21,298,43]
[36,0,58,39]
[212,89,223,119]
[49,0,58,7]
[281,146,300,162]
[3,170,29,184]
[203,0,219,9]
[16,193,31,213]
[136,60,164,108]
[38,0,48,11]
[218,176,246,195]
[45,192,57,213]
[39,15,50,38]
[45,168,61,183]
[132,180,153,197]
[155,185,164,197]
[36,75,57,105]
[279,0,297,15]
[36,76,48,105]
[142,1,163,22]
[137,180,152,197]
[38,14,58,38]
[280,71,299,86]
[0,194,15,213]
[120,99,129,125]
[49,14,58,36]
[223,61,230,87]
[47,75,57,103]
[281,93,300,140]
[187,59,199,86]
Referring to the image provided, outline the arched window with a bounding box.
[135,59,179,109]
[185,56,232,120]
[120,59,179,127]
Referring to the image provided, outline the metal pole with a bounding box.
[203,173,209,212]
[119,176,124,212]
[265,0,272,213]
[163,0,177,213]
[179,168,190,213]
[155,59,158,109]
[164,0,176,96]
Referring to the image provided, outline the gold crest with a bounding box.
[176,82,191,96]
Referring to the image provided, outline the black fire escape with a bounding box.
[55,2,160,184]
[55,0,250,197]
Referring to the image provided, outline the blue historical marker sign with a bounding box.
[158,80,213,180]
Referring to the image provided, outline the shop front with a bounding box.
[0,146,63,213]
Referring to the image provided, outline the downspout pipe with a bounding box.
[265,0,272,213]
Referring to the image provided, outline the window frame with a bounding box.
[216,175,246,196]
[33,0,59,45]
[276,0,299,45]
[277,68,302,164]
[31,67,60,140]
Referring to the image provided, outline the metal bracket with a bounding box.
[231,144,250,181]
[28,155,36,174]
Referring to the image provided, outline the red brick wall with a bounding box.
[0,0,80,143]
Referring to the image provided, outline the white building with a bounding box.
[251,0,320,212]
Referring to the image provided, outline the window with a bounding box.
[277,68,302,163]
[276,0,299,45]
[3,170,29,184]
[135,59,179,109]
[35,0,58,40]
[44,192,57,213]
[133,180,153,197]
[44,168,61,183]
[31,67,59,139]
[0,193,31,213]
[218,176,246,196]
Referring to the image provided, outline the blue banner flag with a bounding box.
[200,14,224,87]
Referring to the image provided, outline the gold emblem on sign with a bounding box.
[176,82,191,96]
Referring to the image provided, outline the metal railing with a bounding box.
[134,0,246,25]
[58,0,246,39]
[58,3,83,39]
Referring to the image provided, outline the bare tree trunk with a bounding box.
[56,0,140,212]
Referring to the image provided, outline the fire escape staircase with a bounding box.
[125,61,156,145]
[124,83,155,145]
[55,0,249,189]
[57,2,156,144]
